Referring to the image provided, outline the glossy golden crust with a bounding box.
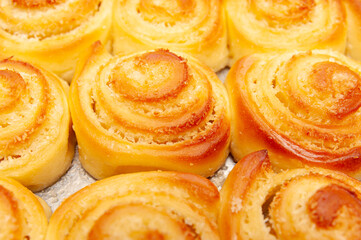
[47,171,220,240]
[0,0,113,82]
[220,150,361,240]
[226,50,361,178]
[0,177,50,240]
[70,42,230,179]
[112,0,228,72]
[225,0,361,64]
[0,58,75,191]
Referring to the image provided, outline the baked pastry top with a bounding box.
[0,176,50,240]
[112,0,228,71]
[225,0,361,64]
[220,150,361,240]
[0,0,113,82]
[226,50,361,178]
[70,42,230,179]
[47,171,220,240]
[0,57,75,191]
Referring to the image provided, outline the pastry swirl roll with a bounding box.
[226,50,361,178]
[0,0,113,82]
[70,42,230,179]
[47,171,220,240]
[112,0,228,72]
[0,58,75,191]
[220,150,361,240]
[0,177,50,240]
[225,0,361,64]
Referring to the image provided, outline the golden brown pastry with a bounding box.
[0,176,50,240]
[0,57,75,191]
[70,42,230,179]
[226,50,361,178]
[112,0,228,72]
[220,150,361,240]
[47,171,220,240]
[0,0,113,82]
[225,0,361,65]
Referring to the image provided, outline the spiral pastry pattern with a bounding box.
[225,0,361,64]
[226,50,361,178]
[220,150,361,240]
[112,0,228,71]
[47,171,220,240]
[70,42,230,179]
[0,0,113,82]
[0,57,75,191]
[0,177,50,240]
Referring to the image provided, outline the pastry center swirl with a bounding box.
[307,184,361,228]
[96,49,214,135]
[138,0,196,25]
[278,60,361,121]
[88,204,199,239]
[110,49,189,102]
[264,176,361,238]
[0,0,102,39]
[310,62,361,119]
[252,0,315,27]
[0,70,26,112]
